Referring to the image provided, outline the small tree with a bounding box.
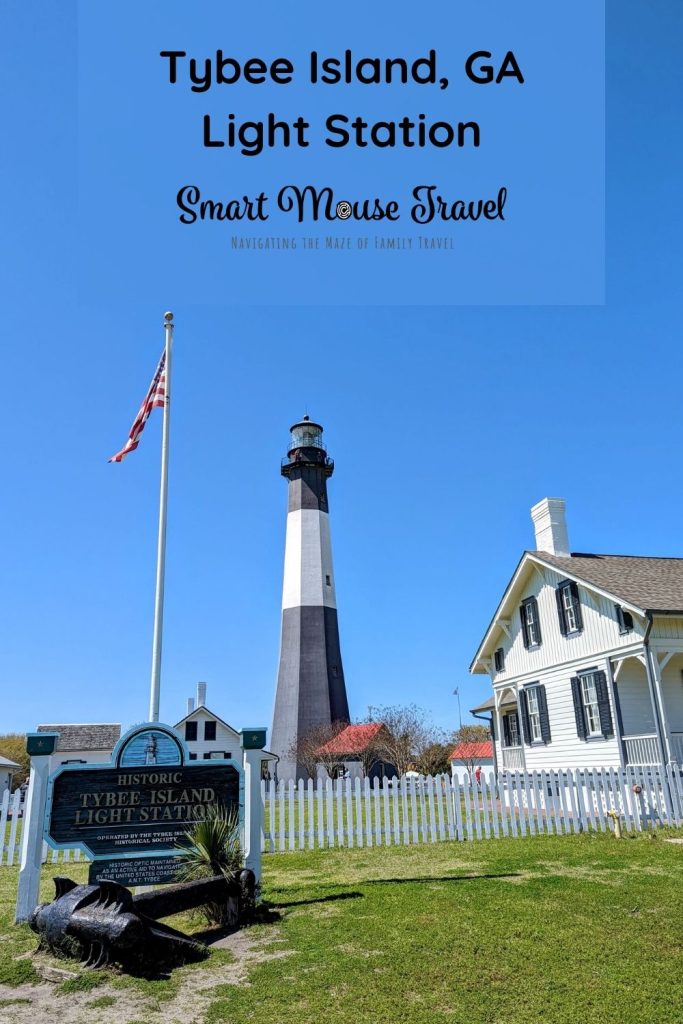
[450,723,491,776]
[0,734,29,789]
[366,705,447,778]
[415,741,452,777]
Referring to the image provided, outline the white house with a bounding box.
[470,498,683,771]
[36,723,121,775]
[0,755,20,797]
[174,682,278,773]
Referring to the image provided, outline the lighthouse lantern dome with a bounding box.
[288,415,325,454]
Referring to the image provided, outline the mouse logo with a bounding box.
[336,201,352,220]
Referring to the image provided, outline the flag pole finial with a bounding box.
[164,311,174,323]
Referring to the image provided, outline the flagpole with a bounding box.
[149,311,174,722]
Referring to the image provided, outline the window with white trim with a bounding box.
[505,712,519,747]
[526,686,543,742]
[562,585,578,632]
[580,672,601,736]
[520,597,542,648]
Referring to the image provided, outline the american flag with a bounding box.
[109,351,167,463]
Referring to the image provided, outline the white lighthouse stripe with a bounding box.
[281,508,337,610]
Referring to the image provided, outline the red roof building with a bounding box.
[316,722,387,757]
[448,741,494,763]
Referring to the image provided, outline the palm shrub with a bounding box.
[175,805,243,924]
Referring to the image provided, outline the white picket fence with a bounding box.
[4,765,683,867]
[260,764,683,852]
[0,788,85,867]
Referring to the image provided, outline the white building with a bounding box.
[36,723,121,774]
[0,755,20,797]
[470,498,683,771]
[174,682,278,773]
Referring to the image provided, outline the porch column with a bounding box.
[604,657,626,769]
[494,691,504,771]
[648,650,673,763]
[513,687,527,769]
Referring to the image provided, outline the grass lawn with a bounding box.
[1,831,682,1023]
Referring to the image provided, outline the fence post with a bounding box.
[239,728,268,886]
[15,732,59,924]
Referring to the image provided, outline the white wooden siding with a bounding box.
[651,617,683,640]
[614,658,654,735]
[180,709,241,760]
[491,565,644,684]
[494,656,622,770]
[661,655,683,732]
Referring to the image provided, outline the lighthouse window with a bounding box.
[185,721,198,741]
[326,574,331,586]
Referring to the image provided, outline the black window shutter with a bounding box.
[595,670,614,738]
[531,598,542,645]
[490,716,496,742]
[570,582,583,632]
[537,685,551,744]
[555,587,568,635]
[502,715,510,747]
[570,676,587,740]
[520,605,530,648]
[519,690,532,745]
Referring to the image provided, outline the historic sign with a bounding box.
[44,723,242,862]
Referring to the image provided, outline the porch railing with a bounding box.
[501,745,524,770]
[623,734,660,766]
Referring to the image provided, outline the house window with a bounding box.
[494,648,505,673]
[207,751,231,760]
[557,581,583,635]
[185,721,197,742]
[503,711,520,747]
[204,720,217,741]
[188,752,197,761]
[526,686,543,742]
[615,605,634,633]
[580,673,601,736]
[520,597,542,649]
[570,670,614,740]
[203,753,212,760]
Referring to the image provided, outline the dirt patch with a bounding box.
[0,929,290,1024]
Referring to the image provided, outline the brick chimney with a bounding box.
[196,682,207,707]
[186,697,195,715]
[531,498,570,556]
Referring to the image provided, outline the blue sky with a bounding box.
[1,2,682,738]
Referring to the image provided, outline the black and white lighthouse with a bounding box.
[271,417,350,780]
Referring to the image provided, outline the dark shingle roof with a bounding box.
[470,696,496,714]
[534,552,683,612]
[37,724,121,752]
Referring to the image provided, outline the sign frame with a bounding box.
[43,722,245,865]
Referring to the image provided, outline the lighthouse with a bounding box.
[271,416,350,780]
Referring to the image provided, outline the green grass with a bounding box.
[1,832,682,1022]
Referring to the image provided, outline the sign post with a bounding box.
[15,732,59,923]
[240,728,267,883]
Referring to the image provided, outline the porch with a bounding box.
[614,649,683,767]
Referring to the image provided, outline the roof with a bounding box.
[471,547,683,673]
[470,696,495,714]
[0,755,21,769]
[37,724,121,752]
[534,552,683,613]
[316,723,386,756]
[449,741,493,762]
